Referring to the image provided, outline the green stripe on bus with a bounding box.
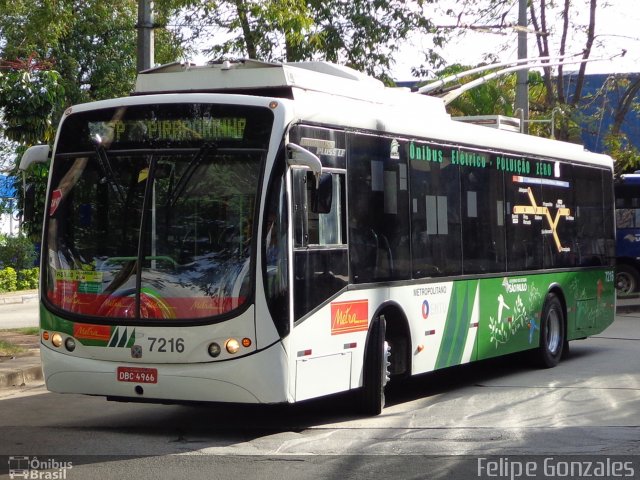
[436,280,477,369]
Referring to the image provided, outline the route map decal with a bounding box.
[512,176,574,253]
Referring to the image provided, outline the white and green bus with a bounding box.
[21,60,616,415]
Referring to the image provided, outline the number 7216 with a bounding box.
[148,336,185,353]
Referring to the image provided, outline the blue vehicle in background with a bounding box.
[615,173,640,294]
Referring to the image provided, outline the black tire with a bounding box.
[616,264,639,295]
[536,293,565,368]
[360,315,390,416]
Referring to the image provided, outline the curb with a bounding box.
[0,359,43,389]
[616,305,640,314]
[0,290,39,305]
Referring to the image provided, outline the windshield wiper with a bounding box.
[93,139,126,205]
[170,143,216,207]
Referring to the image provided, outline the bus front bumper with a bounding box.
[41,342,290,404]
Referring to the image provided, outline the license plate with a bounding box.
[116,366,158,384]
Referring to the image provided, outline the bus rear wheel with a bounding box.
[536,293,565,368]
[359,315,390,416]
[616,264,639,295]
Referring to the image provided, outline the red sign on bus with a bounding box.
[330,300,369,335]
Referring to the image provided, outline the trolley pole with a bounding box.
[137,0,154,72]
[515,0,529,133]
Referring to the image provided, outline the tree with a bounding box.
[165,0,441,83]
[0,62,65,231]
[433,0,640,169]
[0,0,186,238]
[601,74,640,174]
[0,65,64,145]
[0,0,186,107]
[432,0,602,141]
[442,65,544,112]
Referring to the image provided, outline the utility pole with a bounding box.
[515,0,529,133]
[137,0,154,72]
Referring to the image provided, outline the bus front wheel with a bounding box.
[360,315,390,416]
[536,293,565,368]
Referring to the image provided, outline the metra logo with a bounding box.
[108,327,136,348]
[73,323,112,342]
[331,300,368,335]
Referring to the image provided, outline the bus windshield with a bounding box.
[44,102,273,321]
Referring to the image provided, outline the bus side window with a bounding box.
[263,166,289,337]
[348,134,412,283]
[294,170,345,247]
[293,169,348,320]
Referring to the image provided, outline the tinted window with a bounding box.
[45,104,272,321]
[503,154,543,271]
[292,167,348,320]
[263,156,289,337]
[460,151,506,274]
[542,162,576,268]
[573,165,609,266]
[348,134,411,283]
[409,141,461,278]
[288,125,346,169]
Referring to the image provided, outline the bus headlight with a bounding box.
[65,337,76,352]
[51,333,63,348]
[208,342,221,358]
[225,338,240,354]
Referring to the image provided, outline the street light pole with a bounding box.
[515,0,529,133]
[137,0,154,72]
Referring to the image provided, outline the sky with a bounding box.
[391,0,640,80]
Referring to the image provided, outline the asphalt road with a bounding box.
[0,301,39,329]
[0,312,639,479]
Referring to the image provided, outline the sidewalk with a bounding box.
[0,289,42,389]
[0,288,39,305]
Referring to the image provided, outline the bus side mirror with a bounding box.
[19,145,49,223]
[310,172,333,214]
[19,145,50,171]
[287,143,322,187]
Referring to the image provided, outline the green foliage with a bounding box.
[0,266,17,293]
[0,0,186,240]
[173,0,440,83]
[0,69,65,145]
[17,267,39,290]
[0,233,36,271]
[436,66,566,140]
[606,133,640,176]
[442,64,518,117]
[0,338,26,356]
[0,234,38,291]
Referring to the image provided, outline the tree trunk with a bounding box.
[570,0,597,105]
[611,77,640,135]
[530,1,555,107]
[233,0,257,59]
[555,0,571,104]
